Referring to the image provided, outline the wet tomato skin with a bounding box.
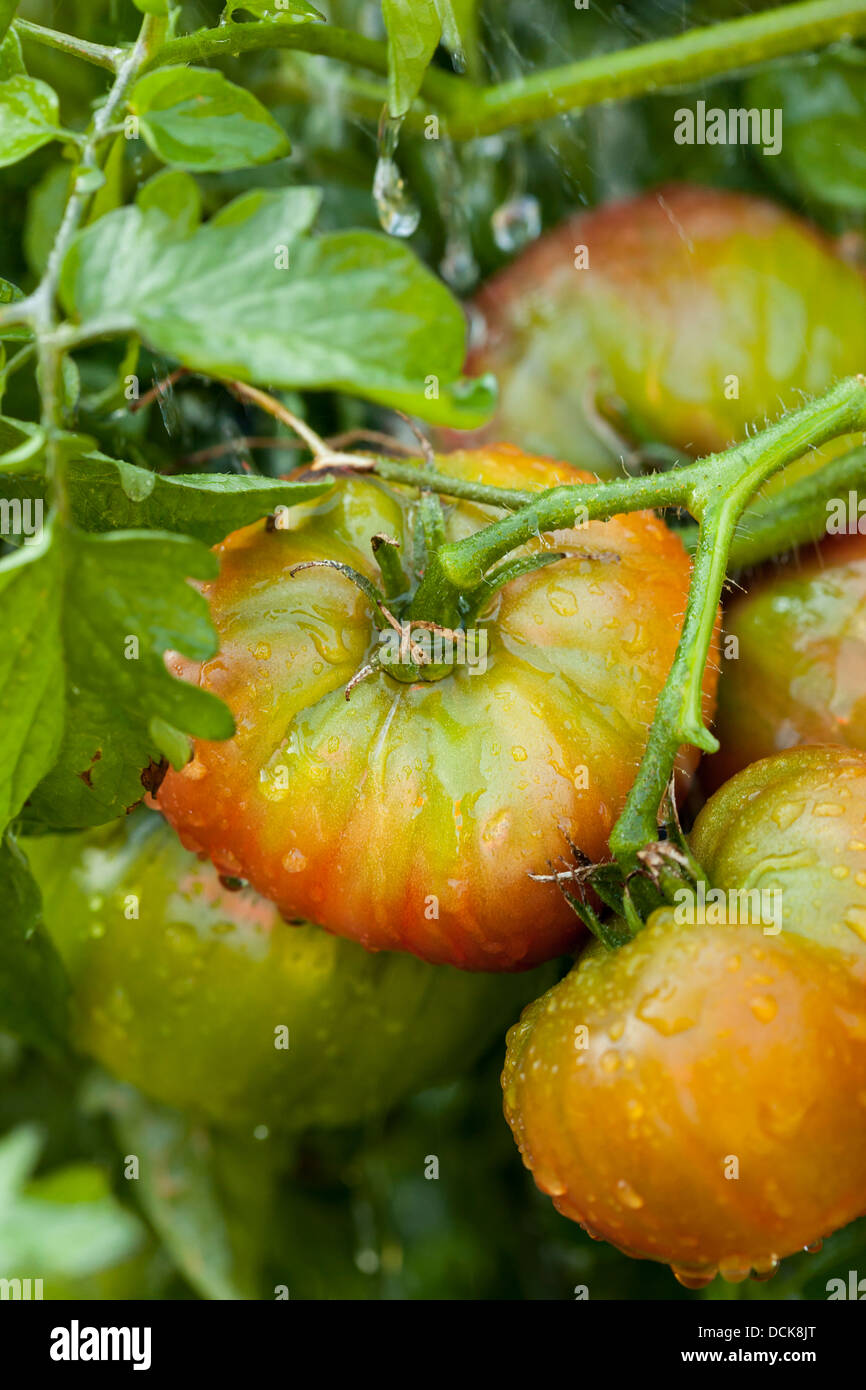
[451,185,866,477]
[503,908,866,1280]
[692,745,866,960]
[24,812,551,1132]
[156,445,718,972]
[707,533,866,787]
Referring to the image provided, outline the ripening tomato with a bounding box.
[707,533,866,787]
[25,812,551,1131]
[503,745,866,1282]
[450,185,866,476]
[156,445,719,971]
[502,910,866,1285]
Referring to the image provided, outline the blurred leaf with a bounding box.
[748,51,866,210]
[0,416,44,467]
[0,837,68,1053]
[0,1125,143,1285]
[0,75,66,168]
[382,0,441,118]
[0,279,29,341]
[60,186,487,426]
[129,67,290,173]
[24,163,71,276]
[136,167,201,232]
[87,1079,263,1300]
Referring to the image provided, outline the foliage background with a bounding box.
[1,0,865,1300]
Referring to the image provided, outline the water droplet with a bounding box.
[282,848,308,874]
[511,746,527,762]
[252,641,271,660]
[832,864,850,880]
[814,802,844,817]
[750,994,778,1023]
[491,194,542,254]
[804,1238,824,1254]
[672,1266,717,1290]
[772,800,804,830]
[373,115,420,237]
[719,1257,752,1284]
[616,1178,644,1210]
[600,1050,620,1074]
[439,235,478,292]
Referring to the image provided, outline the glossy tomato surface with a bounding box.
[156,445,718,971]
[25,812,551,1131]
[502,907,866,1283]
[692,746,866,959]
[451,185,866,475]
[707,533,866,786]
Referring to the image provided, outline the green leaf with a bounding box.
[226,0,324,22]
[3,453,332,545]
[748,51,866,210]
[129,66,290,173]
[0,521,233,830]
[0,1125,143,1279]
[0,838,69,1053]
[0,26,24,82]
[382,0,441,118]
[136,166,201,233]
[0,416,44,468]
[86,1079,262,1300]
[0,75,65,168]
[0,531,64,827]
[60,187,483,426]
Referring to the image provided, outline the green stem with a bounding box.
[13,17,122,71]
[30,14,166,520]
[445,0,866,138]
[610,376,866,865]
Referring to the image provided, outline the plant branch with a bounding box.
[14,18,122,71]
[444,0,866,138]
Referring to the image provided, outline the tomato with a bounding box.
[450,185,866,477]
[24,812,550,1131]
[691,745,866,959]
[503,746,866,1282]
[156,445,719,971]
[707,532,866,787]
[502,909,866,1285]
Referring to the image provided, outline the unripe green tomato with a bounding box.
[25,813,551,1132]
[450,185,866,477]
[707,533,866,787]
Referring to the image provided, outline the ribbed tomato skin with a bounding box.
[157,445,719,971]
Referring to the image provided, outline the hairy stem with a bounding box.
[14,18,122,71]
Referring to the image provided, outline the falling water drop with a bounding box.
[373,113,420,238]
[491,194,542,254]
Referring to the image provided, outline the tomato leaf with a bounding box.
[21,526,233,829]
[0,2,18,48]
[0,532,64,827]
[0,74,66,168]
[382,0,442,118]
[0,25,24,81]
[129,66,291,173]
[0,840,69,1054]
[59,186,489,426]
[4,453,332,544]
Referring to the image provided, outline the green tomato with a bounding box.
[25,812,551,1132]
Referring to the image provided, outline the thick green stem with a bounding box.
[610,376,866,866]
[444,0,866,137]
